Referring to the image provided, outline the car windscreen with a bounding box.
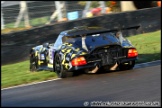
[53,34,64,49]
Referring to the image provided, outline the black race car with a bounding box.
[29,26,139,78]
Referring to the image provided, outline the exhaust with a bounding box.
[85,63,100,73]
[110,62,118,70]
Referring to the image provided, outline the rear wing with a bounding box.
[88,25,140,35]
[66,25,141,37]
[63,25,140,52]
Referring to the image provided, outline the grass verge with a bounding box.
[127,30,161,63]
[1,16,50,34]
[2,61,57,88]
[1,30,161,88]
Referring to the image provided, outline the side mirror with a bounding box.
[115,31,123,38]
[43,42,49,48]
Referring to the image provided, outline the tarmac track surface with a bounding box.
[1,61,161,107]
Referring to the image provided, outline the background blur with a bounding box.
[1,1,160,34]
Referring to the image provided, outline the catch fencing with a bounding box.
[1,1,121,32]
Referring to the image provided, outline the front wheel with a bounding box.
[54,53,73,78]
[30,54,38,72]
[118,60,135,71]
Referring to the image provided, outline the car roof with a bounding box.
[60,26,109,36]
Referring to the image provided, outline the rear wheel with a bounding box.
[54,53,73,78]
[118,60,135,71]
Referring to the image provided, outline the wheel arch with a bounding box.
[29,48,35,56]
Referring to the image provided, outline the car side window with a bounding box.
[53,34,64,50]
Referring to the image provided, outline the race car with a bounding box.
[29,26,139,78]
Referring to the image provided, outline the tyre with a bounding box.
[54,53,73,78]
[30,54,38,72]
[118,60,135,71]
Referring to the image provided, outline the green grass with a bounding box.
[2,61,57,88]
[6,16,50,28]
[1,30,161,89]
[127,30,161,63]
[2,16,50,34]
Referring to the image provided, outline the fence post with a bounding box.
[24,1,30,27]
[1,1,5,30]
[82,1,91,18]
[55,1,63,21]
[99,1,106,14]
[14,1,30,28]
[62,1,67,18]
[47,1,66,24]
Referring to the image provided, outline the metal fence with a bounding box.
[1,1,159,34]
[1,1,121,33]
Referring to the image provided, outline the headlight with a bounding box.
[40,54,45,60]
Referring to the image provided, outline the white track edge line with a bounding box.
[1,78,61,90]
[1,60,161,90]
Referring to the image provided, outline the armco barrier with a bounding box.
[1,7,161,65]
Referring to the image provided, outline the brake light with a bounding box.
[128,49,138,58]
[71,56,87,66]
